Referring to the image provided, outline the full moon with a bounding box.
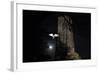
[49,45,53,50]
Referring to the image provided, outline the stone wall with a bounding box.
[57,15,80,60]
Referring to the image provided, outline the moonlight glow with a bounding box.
[49,45,53,50]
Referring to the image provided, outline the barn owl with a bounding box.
[49,33,59,39]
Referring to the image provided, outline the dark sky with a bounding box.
[23,10,91,62]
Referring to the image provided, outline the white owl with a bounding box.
[49,33,59,39]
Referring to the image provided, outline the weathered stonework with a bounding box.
[58,15,80,60]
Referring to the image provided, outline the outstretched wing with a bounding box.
[54,34,59,37]
[49,33,54,37]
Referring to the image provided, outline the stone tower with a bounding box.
[58,15,80,60]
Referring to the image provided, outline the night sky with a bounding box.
[23,10,91,62]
